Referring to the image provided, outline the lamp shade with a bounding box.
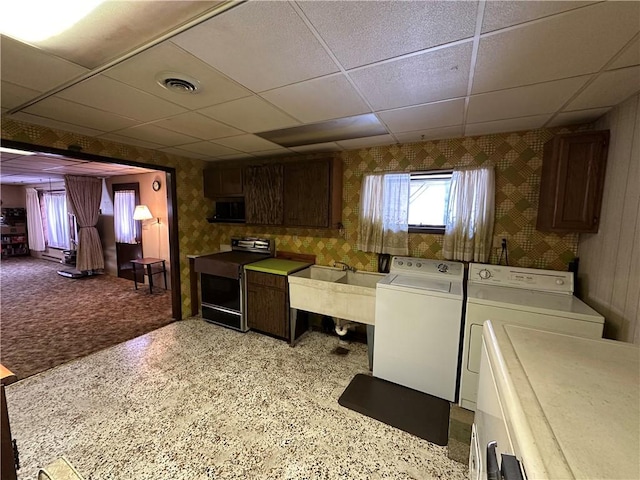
[133,205,153,221]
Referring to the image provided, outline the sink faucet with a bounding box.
[334,261,356,272]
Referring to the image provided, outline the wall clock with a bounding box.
[152,180,161,191]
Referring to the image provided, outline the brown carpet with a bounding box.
[0,256,173,380]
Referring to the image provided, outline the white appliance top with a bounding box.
[467,284,604,324]
[485,321,640,480]
[378,257,463,297]
[468,263,574,294]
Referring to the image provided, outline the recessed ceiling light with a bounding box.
[155,72,201,94]
[0,147,35,155]
[0,0,105,42]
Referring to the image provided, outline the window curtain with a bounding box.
[64,175,104,271]
[357,173,410,255]
[114,190,137,244]
[443,167,495,262]
[43,192,70,249]
[25,188,46,251]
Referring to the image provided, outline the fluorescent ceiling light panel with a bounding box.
[0,0,105,42]
[0,147,36,155]
[256,113,388,147]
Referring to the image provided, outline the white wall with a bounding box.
[578,93,640,344]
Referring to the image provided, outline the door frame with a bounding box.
[1,139,182,320]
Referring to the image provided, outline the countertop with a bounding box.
[484,321,640,479]
[245,258,312,276]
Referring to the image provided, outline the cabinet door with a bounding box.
[244,164,283,225]
[246,284,288,338]
[203,167,244,198]
[284,160,331,227]
[537,131,609,233]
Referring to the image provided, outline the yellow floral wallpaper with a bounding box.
[2,118,585,318]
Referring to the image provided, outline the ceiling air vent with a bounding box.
[156,72,201,94]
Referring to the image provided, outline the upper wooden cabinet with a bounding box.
[283,158,342,228]
[537,130,609,233]
[203,167,243,198]
[244,164,284,225]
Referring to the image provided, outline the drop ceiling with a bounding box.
[1,0,639,169]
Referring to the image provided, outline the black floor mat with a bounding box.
[338,374,450,446]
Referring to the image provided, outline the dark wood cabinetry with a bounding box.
[537,130,609,233]
[244,164,284,225]
[246,270,289,339]
[203,167,243,198]
[1,208,28,259]
[283,158,342,228]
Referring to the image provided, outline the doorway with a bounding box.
[113,183,143,282]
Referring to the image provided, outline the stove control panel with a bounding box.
[469,263,574,294]
[390,256,464,279]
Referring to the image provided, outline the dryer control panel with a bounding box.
[469,263,574,294]
[390,256,464,279]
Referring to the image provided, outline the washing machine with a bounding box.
[373,256,464,402]
[459,263,605,411]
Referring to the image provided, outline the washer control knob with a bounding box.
[479,269,491,279]
[416,263,422,268]
[437,263,449,273]
[556,279,564,285]
[407,262,413,267]
[397,260,403,266]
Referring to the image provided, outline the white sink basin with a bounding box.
[288,266,386,325]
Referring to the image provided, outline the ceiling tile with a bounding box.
[8,111,105,137]
[336,134,396,150]
[350,42,472,110]
[567,66,640,110]
[171,1,339,92]
[260,74,370,123]
[198,96,300,133]
[157,147,209,160]
[177,141,242,157]
[290,142,343,153]
[23,97,136,132]
[251,149,294,158]
[473,2,640,93]
[0,35,88,94]
[213,135,283,153]
[467,76,589,124]
[465,114,551,136]
[394,126,464,144]
[378,99,465,133]
[299,1,478,69]
[216,153,255,161]
[547,107,611,127]
[97,133,165,150]
[150,112,243,140]
[104,41,252,109]
[56,75,187,122]
[482,1,595,33]
[1,81,40,110]
[114,124,201,147]
[608,37,640,70]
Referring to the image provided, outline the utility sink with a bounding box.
[288,266,386,326]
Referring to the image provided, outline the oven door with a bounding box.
[200,273,247,332]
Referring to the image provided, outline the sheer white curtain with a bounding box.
[114,190,136,244]
[43,192,70,249]
[443,167,495,262]
[25,188,45,251]
[357,173,410,255]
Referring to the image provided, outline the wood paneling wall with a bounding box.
[578,93,640,344]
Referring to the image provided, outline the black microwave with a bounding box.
[210,200,245,223]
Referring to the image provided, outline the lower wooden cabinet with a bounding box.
[246,270,289,339]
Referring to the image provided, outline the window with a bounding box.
[42,192,70,249]
[408,171,452,234]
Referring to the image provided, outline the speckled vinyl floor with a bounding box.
[6,318,468,480]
